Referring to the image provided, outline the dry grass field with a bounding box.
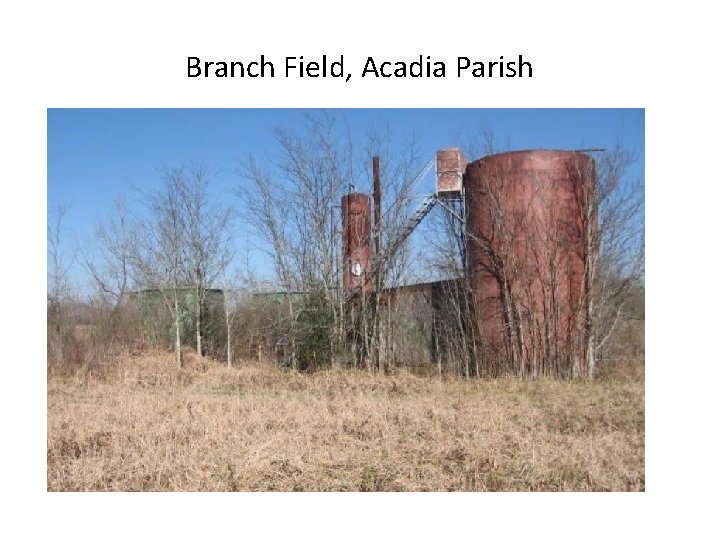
[47,352,644,491]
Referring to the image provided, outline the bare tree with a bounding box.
[362,129,423,371]
[132,170,189,367]
[238,114,351,369]
[176,167,234,357]
[48,205,74,364]
[81,195,135,313]
[423,205,479,377]
[48,205,73,304]
[583,144,644,377]
[238,113,423,370]
[218,250,258,368]
[124,167,235,365]
[75,195,144,360]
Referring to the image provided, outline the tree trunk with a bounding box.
[173,293,183,367]
[195,286,203,357]
[227,337,232,368]
[174,318,183,368]
[226,310,233,368]
[585,266,596,379]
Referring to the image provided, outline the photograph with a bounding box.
[46,108,645,492]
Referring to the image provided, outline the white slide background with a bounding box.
[1,1,717,539]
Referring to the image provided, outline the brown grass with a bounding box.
[47,352,644,491]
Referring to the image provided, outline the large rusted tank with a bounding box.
[465,150,596,376]
[341,193,372,294]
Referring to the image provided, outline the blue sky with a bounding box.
[48,108,644,290]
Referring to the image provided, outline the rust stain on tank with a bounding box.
[465,150,596,375]
[341,193,372,294]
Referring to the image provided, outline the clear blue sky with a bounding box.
[48,108,644,290]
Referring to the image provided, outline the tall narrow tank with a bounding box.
[465,150,596,376]
[341,193,372,294]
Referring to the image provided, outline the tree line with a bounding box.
[48,114,644,378]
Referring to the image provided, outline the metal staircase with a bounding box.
[346,151,472,298]
[385,194,437,264]
[369,193,438,283]
[347,158,454,297]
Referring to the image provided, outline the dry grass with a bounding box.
[47,352,644,491]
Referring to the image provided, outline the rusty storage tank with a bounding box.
[341,193,372,294]
[465,150,596,376]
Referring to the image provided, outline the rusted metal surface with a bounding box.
[341,193,373,294]
[436,147,467,198]
[465,149,596,374]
